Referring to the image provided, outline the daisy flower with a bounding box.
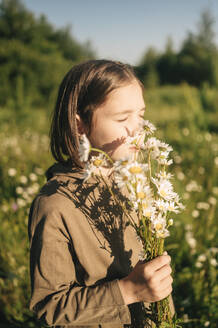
[78,134,91,162]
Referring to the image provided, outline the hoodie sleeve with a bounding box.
[28,194,131,327]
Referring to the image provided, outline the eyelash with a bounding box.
[118,115,144,122]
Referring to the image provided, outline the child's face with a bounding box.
[88,80,146,161]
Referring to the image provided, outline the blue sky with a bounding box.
[23,0,218,65]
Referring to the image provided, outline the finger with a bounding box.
[145,254,171,274]
[154,263,172,281]
[159,274,173,291]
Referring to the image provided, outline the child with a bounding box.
[28,59,174,328]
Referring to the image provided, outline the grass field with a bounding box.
[0,84,217,327]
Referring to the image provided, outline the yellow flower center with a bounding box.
[137,192,146,199]
[160,189,167,197]
[129,166,142,174]
[157,232,165,238]
[144,210,151,217]
[121,160,128,166]
[142,202,148,209]
[93,159,103,167]
[160,155,166,159]
[155,223,163,231]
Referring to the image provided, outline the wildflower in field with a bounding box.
[33,183,40,191]
[82,162,94,182]
[212,186,218,195]
[192,210,200,218]
[205,132,212,142]
[144,137,161,155]
[197,254,207,262]
[19,175,28,184]
[182,128,189,136]
[186,180,202,192]
[214,156,218,166]
[125,131,146,150]
[142,120,156,135]
[11,202,18,211]
[185,231,197,250]
[17,198,26,207]
[156,151,173,166]
[152,177,177,201]
[198,167,205,175]
[154,199,169,212]
[183,192,190,199]
[209,247,218,254]
[78,134,91,162]
[196,202,210,210]
[174,155,182,164]
[8,168,17,176]
[156,171,174,180]
[2,204,9,212]
[208,196,217,205]
[204,321,210,327]
[16,186,24,195]
[150,215,170,238]
[168,218,173,226]
[195,261,203,268]
[29,173,37,181]
[34,167,44,175]
[177,171,185,180]
[210,258,217,267]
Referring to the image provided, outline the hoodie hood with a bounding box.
[45,162,84,181]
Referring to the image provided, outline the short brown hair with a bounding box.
[50,59,144,168]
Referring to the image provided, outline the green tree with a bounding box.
[0,0,96,108]
[135,47,159,88]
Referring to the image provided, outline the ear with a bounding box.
[76,114,86,135]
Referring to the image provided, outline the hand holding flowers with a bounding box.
[78,119,184,327]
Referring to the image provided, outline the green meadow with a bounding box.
[0,84,217,327]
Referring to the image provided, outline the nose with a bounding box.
[126,115,142,137]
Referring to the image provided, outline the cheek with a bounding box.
[90,121,126,147]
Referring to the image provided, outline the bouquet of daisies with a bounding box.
[78,120,184,328]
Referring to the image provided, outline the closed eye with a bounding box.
[117,117,128,122]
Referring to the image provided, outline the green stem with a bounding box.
[90,147,114,164]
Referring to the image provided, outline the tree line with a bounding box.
[0,0,217,110]
[135,8,218,89]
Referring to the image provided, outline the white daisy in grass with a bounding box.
[114,170,130,188]
[144,137,161,151]
[129,180,152,205]
[152,177,177,201]
[142,120,156,136]
[158,141,173,153]
[142,203,156,219]
[155,199,169,213]
[82,162,94,182]
[125,131,146,149]
[78,134,91,162]
[150,216,170,238]
[156,151,173,166]
[150,214,167,234]
[82,154,107,181]
[125,161,149,176]
[90,153,107,168]
[156,171,174,180]
[167,201,181,213]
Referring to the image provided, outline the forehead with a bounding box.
[95,81,145,116]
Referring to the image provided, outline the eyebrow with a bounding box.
[113,107,146,116]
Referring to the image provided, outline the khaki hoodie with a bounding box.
[28,163,174,328]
